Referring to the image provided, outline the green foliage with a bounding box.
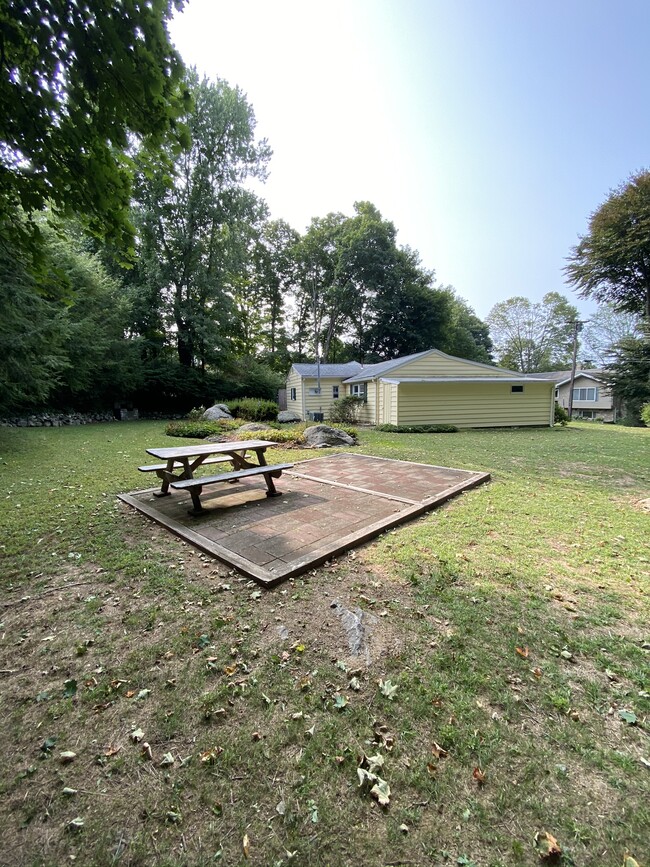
[0,219,141,415]
[605,337,650,423]
[375,423,458,433]
[224,397,279,422]
[328,396,365,425]
[641,403,650,426]
[234,428,301,444]
[566,170,650,320]
[165,419,241,438]
[0,0,189,255]
[486,293,579,372]
[131,70,271,369]
[554,402,570,426]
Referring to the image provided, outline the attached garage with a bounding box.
[343,350,556,428]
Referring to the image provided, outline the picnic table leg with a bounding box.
[153,458,177,497]
[187,484,206,516]
[263,470,281,497]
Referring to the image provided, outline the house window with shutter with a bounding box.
[332,386,339,398]
[290,387,296,401]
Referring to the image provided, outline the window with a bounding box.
[511,385,524,393]
[290,387,296,401]
[351,383,365,397]
[308,386,321,396]
[572,387,598,401]
[332,385,339,398]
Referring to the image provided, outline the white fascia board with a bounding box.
[380,376,556,384]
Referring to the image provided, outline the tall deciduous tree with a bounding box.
[565,170,650,322]
[131,71,271,369]
[0,0,190,254]
[486,293,579,372]
[580,303,641,366]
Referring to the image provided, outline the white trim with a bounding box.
[555,372,604,387]
[380,376,551,384]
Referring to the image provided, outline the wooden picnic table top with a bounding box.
[146,440,276,460]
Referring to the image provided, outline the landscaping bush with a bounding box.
[328,396,364,425]
[224,397,278,422]
[554,402,570,426]
[375,423,458,433]
[641,403,650,426]
[165,418,242,438]
[234,428,303,444]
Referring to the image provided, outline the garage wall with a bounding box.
[397,381,554,428]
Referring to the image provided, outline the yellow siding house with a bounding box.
[286,350,556,428]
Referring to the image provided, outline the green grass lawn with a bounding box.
[0,421,648,867]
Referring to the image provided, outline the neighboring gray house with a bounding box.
[528,368,618,421]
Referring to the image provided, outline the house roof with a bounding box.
[526,368,606,383]
[343,348,529,383]
[292,361,364,378]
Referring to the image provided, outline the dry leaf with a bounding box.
[426,762,437,776]
[534,830,562,859]
[242,833,250,858]
[104,744,121,757]
[473,766,486,784]
[431,742,448,758]
[516,646,529,658]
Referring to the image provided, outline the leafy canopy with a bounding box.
[565,169,650,320]
[0,0,190,252]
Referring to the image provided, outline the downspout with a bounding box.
[301,377,306,421]
[549,383,555,427]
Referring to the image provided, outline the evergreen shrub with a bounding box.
[375,423,458,433]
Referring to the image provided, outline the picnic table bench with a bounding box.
[140,440,293,515]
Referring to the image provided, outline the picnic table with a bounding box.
[139,440,293,515]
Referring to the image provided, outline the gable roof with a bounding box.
[343,348,532,383]
[292,361,364,378]
[343,350,431,383]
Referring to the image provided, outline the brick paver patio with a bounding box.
[119,453,489,586]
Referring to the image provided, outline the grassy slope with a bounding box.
[0,421,648,867]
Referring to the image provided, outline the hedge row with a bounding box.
[375,423,458,434]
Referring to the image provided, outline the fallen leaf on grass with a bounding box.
[370,778,391,806]
[619,710,638,725]
[130,728,145,743]
[426,762,437,776]
[472,766,486,784]
[431,742,448,759]
[534,830,562,859]
[200,747,223,764]
[334,693,349,710]
[160,752,174,767]
[623,855,640,867]
[223,664,238,676]
[243,833,250,858]
[379,678,398,700]
[59,751,76,764]
[516,646,529,658]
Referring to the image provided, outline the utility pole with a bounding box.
[567,320,586,419]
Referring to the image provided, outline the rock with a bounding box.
[277,410,302,424]
[303,424,355,448]
[202,404,233,421]
[237,422,271,432]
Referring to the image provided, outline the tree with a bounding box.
[486,293,579,372]
[580,303,641,366]
[441,289,493,363]
[0,0,189,254]
[604,337,650,423]
[0,217,141,415]
[131,71,271,369]
[565,170,650,322]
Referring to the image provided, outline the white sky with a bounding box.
[169,0,650,319]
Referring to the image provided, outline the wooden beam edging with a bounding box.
[117,492,274,585]
[286,470,421,505]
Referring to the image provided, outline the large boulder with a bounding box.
[303,424,355,448]
[277,410,302,424]
[202,403,233,421]
[236,422,272,432]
